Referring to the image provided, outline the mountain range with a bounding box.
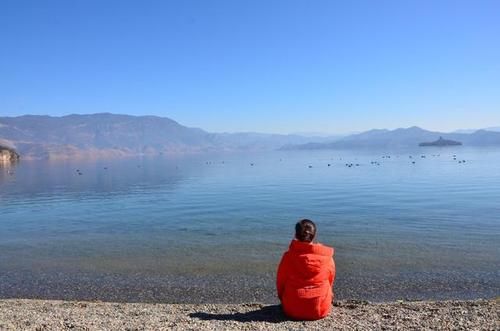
[0,114,336,159]
[281,126,500,150]
[453,127,500,134]
[1,114,499,159]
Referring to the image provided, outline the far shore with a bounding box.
[0,298,497,330]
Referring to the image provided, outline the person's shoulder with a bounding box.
[314,242,334,257]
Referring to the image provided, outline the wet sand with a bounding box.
[0,298,498,330]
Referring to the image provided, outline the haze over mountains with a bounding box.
[453,127,500,134]
[0,114,335,159]
[282,126,500,150]
[1,114,499,159]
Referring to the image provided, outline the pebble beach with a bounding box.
[0,298,498,330]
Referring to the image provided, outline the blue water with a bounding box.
[1,148,499,302]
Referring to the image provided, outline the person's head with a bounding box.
[295,219,316,242]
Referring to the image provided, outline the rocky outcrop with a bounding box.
[0,145,20,163]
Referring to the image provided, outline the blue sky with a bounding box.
[1,0,499,134]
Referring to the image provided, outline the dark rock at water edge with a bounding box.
[0,145,20,163]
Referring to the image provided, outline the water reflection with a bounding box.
[0,149,499,302]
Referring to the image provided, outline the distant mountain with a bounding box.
[212,132,338,151]
[484,127,500,132]
[453,127,500,134]
[419,136,462,147]
[452,129,476,134]
[290,131,348,139]
[0,113,217,159]
[282,126,500,150]
[0,114,332,159]
[3,115,499,158]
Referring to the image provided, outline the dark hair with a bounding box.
[295,219,316,242]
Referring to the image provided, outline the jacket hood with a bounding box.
[287,240,334,280]
[289,240,334,257]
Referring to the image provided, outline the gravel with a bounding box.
[0,298,498,330]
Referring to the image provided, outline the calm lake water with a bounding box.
[1,148,499,303]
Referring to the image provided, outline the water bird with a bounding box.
[104,167,108,170]
[308,165,313,168]
[250,163,254,166]
[355,164,360,166]
[412,161,416,164]
[421,155,426,158]
[327,164,331,167]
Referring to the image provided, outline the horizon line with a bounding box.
[1,112,499,136]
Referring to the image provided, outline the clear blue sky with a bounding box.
[1,0,499,134]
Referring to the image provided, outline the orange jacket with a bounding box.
[276,240,335,320]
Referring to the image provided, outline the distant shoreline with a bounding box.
[0,298,497,330]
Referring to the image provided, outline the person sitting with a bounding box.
[276,219,336,320]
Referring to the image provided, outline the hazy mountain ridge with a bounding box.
[0,113,216,158]
[212,132,339,151]
[282,126,500,150]
[454,127,500,134]
[1,114,499,158]
[0,114,335,159]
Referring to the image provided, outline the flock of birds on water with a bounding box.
[83,153,467,175]
[305,154,467,169]
[1,153,469,177]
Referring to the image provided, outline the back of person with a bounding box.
[276,219,335,320]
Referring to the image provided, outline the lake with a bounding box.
[0,147,499,303]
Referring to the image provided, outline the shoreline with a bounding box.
[0,298,498,330]
[1,270,499,305]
